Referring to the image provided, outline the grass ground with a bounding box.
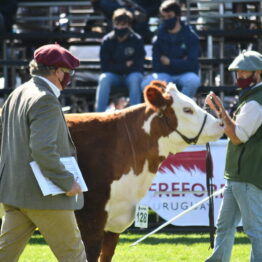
[18,231,250,262]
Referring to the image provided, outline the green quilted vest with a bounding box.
[224,83,262,189]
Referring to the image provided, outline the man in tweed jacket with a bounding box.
[0,44,87,262]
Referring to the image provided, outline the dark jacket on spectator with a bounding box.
[100,30,145,75]
[152,22,200,75]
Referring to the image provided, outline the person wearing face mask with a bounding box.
[141,0,200,98]
[95,8,145,112]
[0,44,87,262]
[204,50,262,262]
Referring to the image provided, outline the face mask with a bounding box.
[162,17,177,30]
[60,72,71,90]
[114,27,129,38]
[236,73,256,89]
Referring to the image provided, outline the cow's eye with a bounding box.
[183,107,194,114]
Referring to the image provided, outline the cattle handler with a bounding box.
[205,50,262,262]
[0,44,87,262]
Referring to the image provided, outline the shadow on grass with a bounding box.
[28,232,250,246]
[28,232,48,245]
[120,233,250,246]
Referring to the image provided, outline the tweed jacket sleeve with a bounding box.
[28,94,74,191]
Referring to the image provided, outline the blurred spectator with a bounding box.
[0,0,17,33]
[141,0,200,98]
[96,0,161,42]
[95,8,145,112]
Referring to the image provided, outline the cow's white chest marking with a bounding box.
[104,161,154,233]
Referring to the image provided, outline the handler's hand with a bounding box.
[66,180,82,197]
[205,92,225,118]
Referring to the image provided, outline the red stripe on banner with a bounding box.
[159,151,211,175]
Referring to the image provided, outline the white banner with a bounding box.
[140,139,228,226]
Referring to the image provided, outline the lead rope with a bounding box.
[204,101,218,249]
[205,142,215,249]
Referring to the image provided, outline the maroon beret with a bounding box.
[34,44,80,70]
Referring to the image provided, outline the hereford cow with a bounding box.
[65,81,224,262]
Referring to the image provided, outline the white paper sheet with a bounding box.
[30,157,88,196]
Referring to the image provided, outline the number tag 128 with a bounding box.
[135,204,148,228]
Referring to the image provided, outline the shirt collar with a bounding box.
[35,75,61,98]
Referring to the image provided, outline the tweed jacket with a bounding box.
[0,77,84,210]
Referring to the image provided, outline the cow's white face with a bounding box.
[142,82,224,157]
[166,83,224,145]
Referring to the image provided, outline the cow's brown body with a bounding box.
[66,104,171,262]
[65,82,224,262]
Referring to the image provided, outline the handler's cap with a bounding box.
[228,50,262,71]
[34,43,80,70]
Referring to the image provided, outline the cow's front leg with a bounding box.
[99,231,120,262]
[75,201,108,262]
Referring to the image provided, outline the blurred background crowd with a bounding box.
[0,0,261,112]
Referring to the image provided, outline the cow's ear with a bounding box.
[144,85,173,111]
[149,80,167,91]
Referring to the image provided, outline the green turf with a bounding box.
[18,232,250,262]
